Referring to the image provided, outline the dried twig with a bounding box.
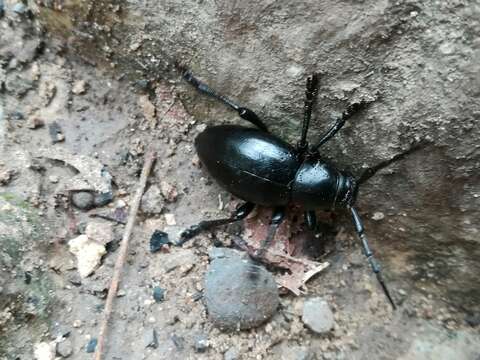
[95,149,156,360]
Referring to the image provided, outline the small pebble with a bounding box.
[164,213,176,226]
[27,116,45,129]
[71,191,95,210]
[56,339,73,358]
[72,319,82,328]
[193,334,208,353]
[141,184,164,214]
[49,175,59,183]
[93,191,113,207]
[160,181,178,202]
[152,286,166,302]
[224,347,239,360]
[85,338,97,353]
[302,297,335,334]
[72,80,87,95]
[33,342,56,360]
[13,2,27,14]
[171,334,184,350]
[150,230,170,253]
[372,212,385,221]
[48,121,65,143]
[465,314,480,327]
[144,329,158,349]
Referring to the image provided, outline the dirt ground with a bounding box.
[1,6,479,360]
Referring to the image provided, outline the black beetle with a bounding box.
[178,70,396,309]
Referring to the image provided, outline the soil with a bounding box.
[1,3,479,360]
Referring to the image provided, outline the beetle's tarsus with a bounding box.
[311,99,372,151]
[176,202,255,246]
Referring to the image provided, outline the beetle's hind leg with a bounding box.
[177,202,255,246]
[181,69,269,132]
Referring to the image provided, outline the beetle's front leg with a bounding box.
[311,101,370,152]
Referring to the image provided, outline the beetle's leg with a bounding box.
[349,206,397,310]
[311,101,369,152]
[177,202,255,245]
[297,73,319,155]
[304,210,317,230]
[181,70,268,132]
[254,207,286,259]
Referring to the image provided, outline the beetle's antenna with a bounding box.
[357,144,424,186]
[349,206,397,309]
[298,73,319,154]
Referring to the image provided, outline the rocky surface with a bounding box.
[31,0,480,312]
[1,2,479,359]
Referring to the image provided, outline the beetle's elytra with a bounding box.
[178,69,396,309]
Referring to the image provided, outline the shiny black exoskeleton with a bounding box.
[196,125,356,210]
[178,70,396,309]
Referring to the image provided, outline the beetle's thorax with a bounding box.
[291,156,357,210]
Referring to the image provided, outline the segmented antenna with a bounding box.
[349,206,396,309]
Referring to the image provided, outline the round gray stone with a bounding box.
[302,298,335,334]
[56,339,73,358]
[204,248,279,330]
[71,191,94,210]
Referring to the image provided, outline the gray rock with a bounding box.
[56,339,73,358]
[93,191,113,207]
[5,74,34,97]
[193,334,208,353]
[302,298,335,334]
[141,185,164,214]
[170,334,184,351]
[71,191,94,210]
[465,314,480,327]
[144,329,158,349]
[85,338,97,353]
[48,122,65,143]
[224,347,239,360]
[273,343,316,360]
[204,248,279,330]
[12,2,27,14]
[152,286,166,302]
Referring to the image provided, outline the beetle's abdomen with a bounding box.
[195,125,299,206]
[291,159,343,210]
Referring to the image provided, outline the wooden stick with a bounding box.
[95,149,157,360]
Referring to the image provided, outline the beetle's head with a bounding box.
[337,172,358,207]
